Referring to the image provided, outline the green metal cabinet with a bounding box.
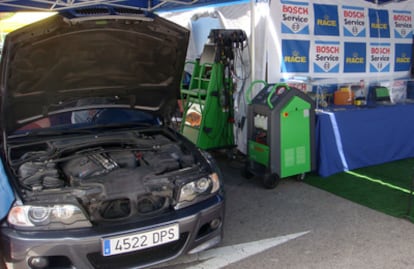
[279,96,312,178]
[244,82,316,188]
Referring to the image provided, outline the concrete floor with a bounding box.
[161,153,414,269]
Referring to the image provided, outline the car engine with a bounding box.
[10,130,202,222]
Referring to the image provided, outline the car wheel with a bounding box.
[263,173,280,189]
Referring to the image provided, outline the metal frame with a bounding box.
[0,0,199,11]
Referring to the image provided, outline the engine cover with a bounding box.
[63,150,137,179]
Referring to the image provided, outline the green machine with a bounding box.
[179,45,232,149]
[180,29,247,150]
[243,81,316,188]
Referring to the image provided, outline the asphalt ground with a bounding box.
[159,153,414,269]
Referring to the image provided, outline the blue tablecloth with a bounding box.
[316,104,414,177]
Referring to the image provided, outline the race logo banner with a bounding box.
[313,4,339,36]
[369,43,391,72]
[281,39,310,73]
[344,42,366,73]
[313,41,340,73]
[342,6,366,37]
[369,9,390,38]
[281,1,310,34]
[392,10,412,39]
[394,43,412,71]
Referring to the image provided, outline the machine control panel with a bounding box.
[252,84,289,106]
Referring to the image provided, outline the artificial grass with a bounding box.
[304,158,414,222]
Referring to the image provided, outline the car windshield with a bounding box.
[16,108,159,133]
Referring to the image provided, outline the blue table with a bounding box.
[316,104,414,177]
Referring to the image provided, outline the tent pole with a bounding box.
[250,0,255,81]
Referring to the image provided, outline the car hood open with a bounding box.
[0,8,189,133]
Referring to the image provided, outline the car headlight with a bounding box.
[7,204,91,230]
[175,172,221,209]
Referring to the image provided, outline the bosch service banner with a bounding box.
[313,41,340,73]
[281,2,310,34]
[393,10,413,39]
[267,0,414,84]
[369,42,391,72]
[343,6,366,38]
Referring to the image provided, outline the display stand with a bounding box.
[312,76,414,177]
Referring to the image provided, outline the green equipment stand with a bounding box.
[243,81,316,189]
[180,29,247,150]
[180,44,234,149]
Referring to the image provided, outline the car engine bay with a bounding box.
[7,129,206,222]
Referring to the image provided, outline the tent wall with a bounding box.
[267,0,414,85]
[161,0,414,154]
[161,2,260,153]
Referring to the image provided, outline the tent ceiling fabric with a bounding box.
[0,0,407,12]
[0,0,244,12]
[365,0,407,4]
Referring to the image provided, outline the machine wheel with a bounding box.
[296,173,306,181]
[241,162,254,179]
[263,173,280,189]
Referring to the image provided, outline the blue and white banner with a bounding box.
[268,0,414,84]
[344,42,366,73]
[392,10,413,39]
[369,42,391,72]
[313,40,340,73]
[281,39,310,73]
[342,6,366,37]
[394,43,412,71]
[313,4,340,36]
[368,9,390,38]
[281,1,310,34]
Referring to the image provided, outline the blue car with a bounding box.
[0,7,224,269]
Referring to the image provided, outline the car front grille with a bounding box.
[87,233,188,269]
[96,195,170,221]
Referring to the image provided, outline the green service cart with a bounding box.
[243,81,316,188]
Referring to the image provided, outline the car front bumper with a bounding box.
[0,195,224,269]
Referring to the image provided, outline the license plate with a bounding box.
[102,223,179,256]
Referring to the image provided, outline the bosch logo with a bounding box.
[316,46,339,54]
[344,10,365,19]
[282,5,309,15]
[292,22,300,32]
[377,62,383,69]
[371,47,390,54]
[393,15,411,21]
[352,26,358,35]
